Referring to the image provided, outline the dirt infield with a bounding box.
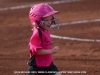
[0,0,100,75]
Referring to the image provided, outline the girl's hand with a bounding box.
[52,46,59,54]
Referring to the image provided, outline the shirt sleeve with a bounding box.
[29,30,42,55]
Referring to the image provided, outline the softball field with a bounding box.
[0,0,100,75]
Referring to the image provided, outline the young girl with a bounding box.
[28,3,61,75]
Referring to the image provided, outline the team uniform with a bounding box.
[28,28,59,75]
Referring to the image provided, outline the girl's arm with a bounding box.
[37,46,59,55]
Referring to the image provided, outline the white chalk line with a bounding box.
[59,19,100,26]
[51,18,100,42]
[0,0,81,11]
[51,18,100,28]
[50,34,100,42]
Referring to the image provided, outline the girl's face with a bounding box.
[41,16,60,30]
[42,16,53,30]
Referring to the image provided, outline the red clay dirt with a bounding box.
[0,0,100,75]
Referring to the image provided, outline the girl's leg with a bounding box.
[48,62,61,75]
[27,66,35,75]
[54,72,61,75]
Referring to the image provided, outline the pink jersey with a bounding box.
[28,28,53,67]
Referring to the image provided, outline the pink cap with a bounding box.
[29,3,59,26]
